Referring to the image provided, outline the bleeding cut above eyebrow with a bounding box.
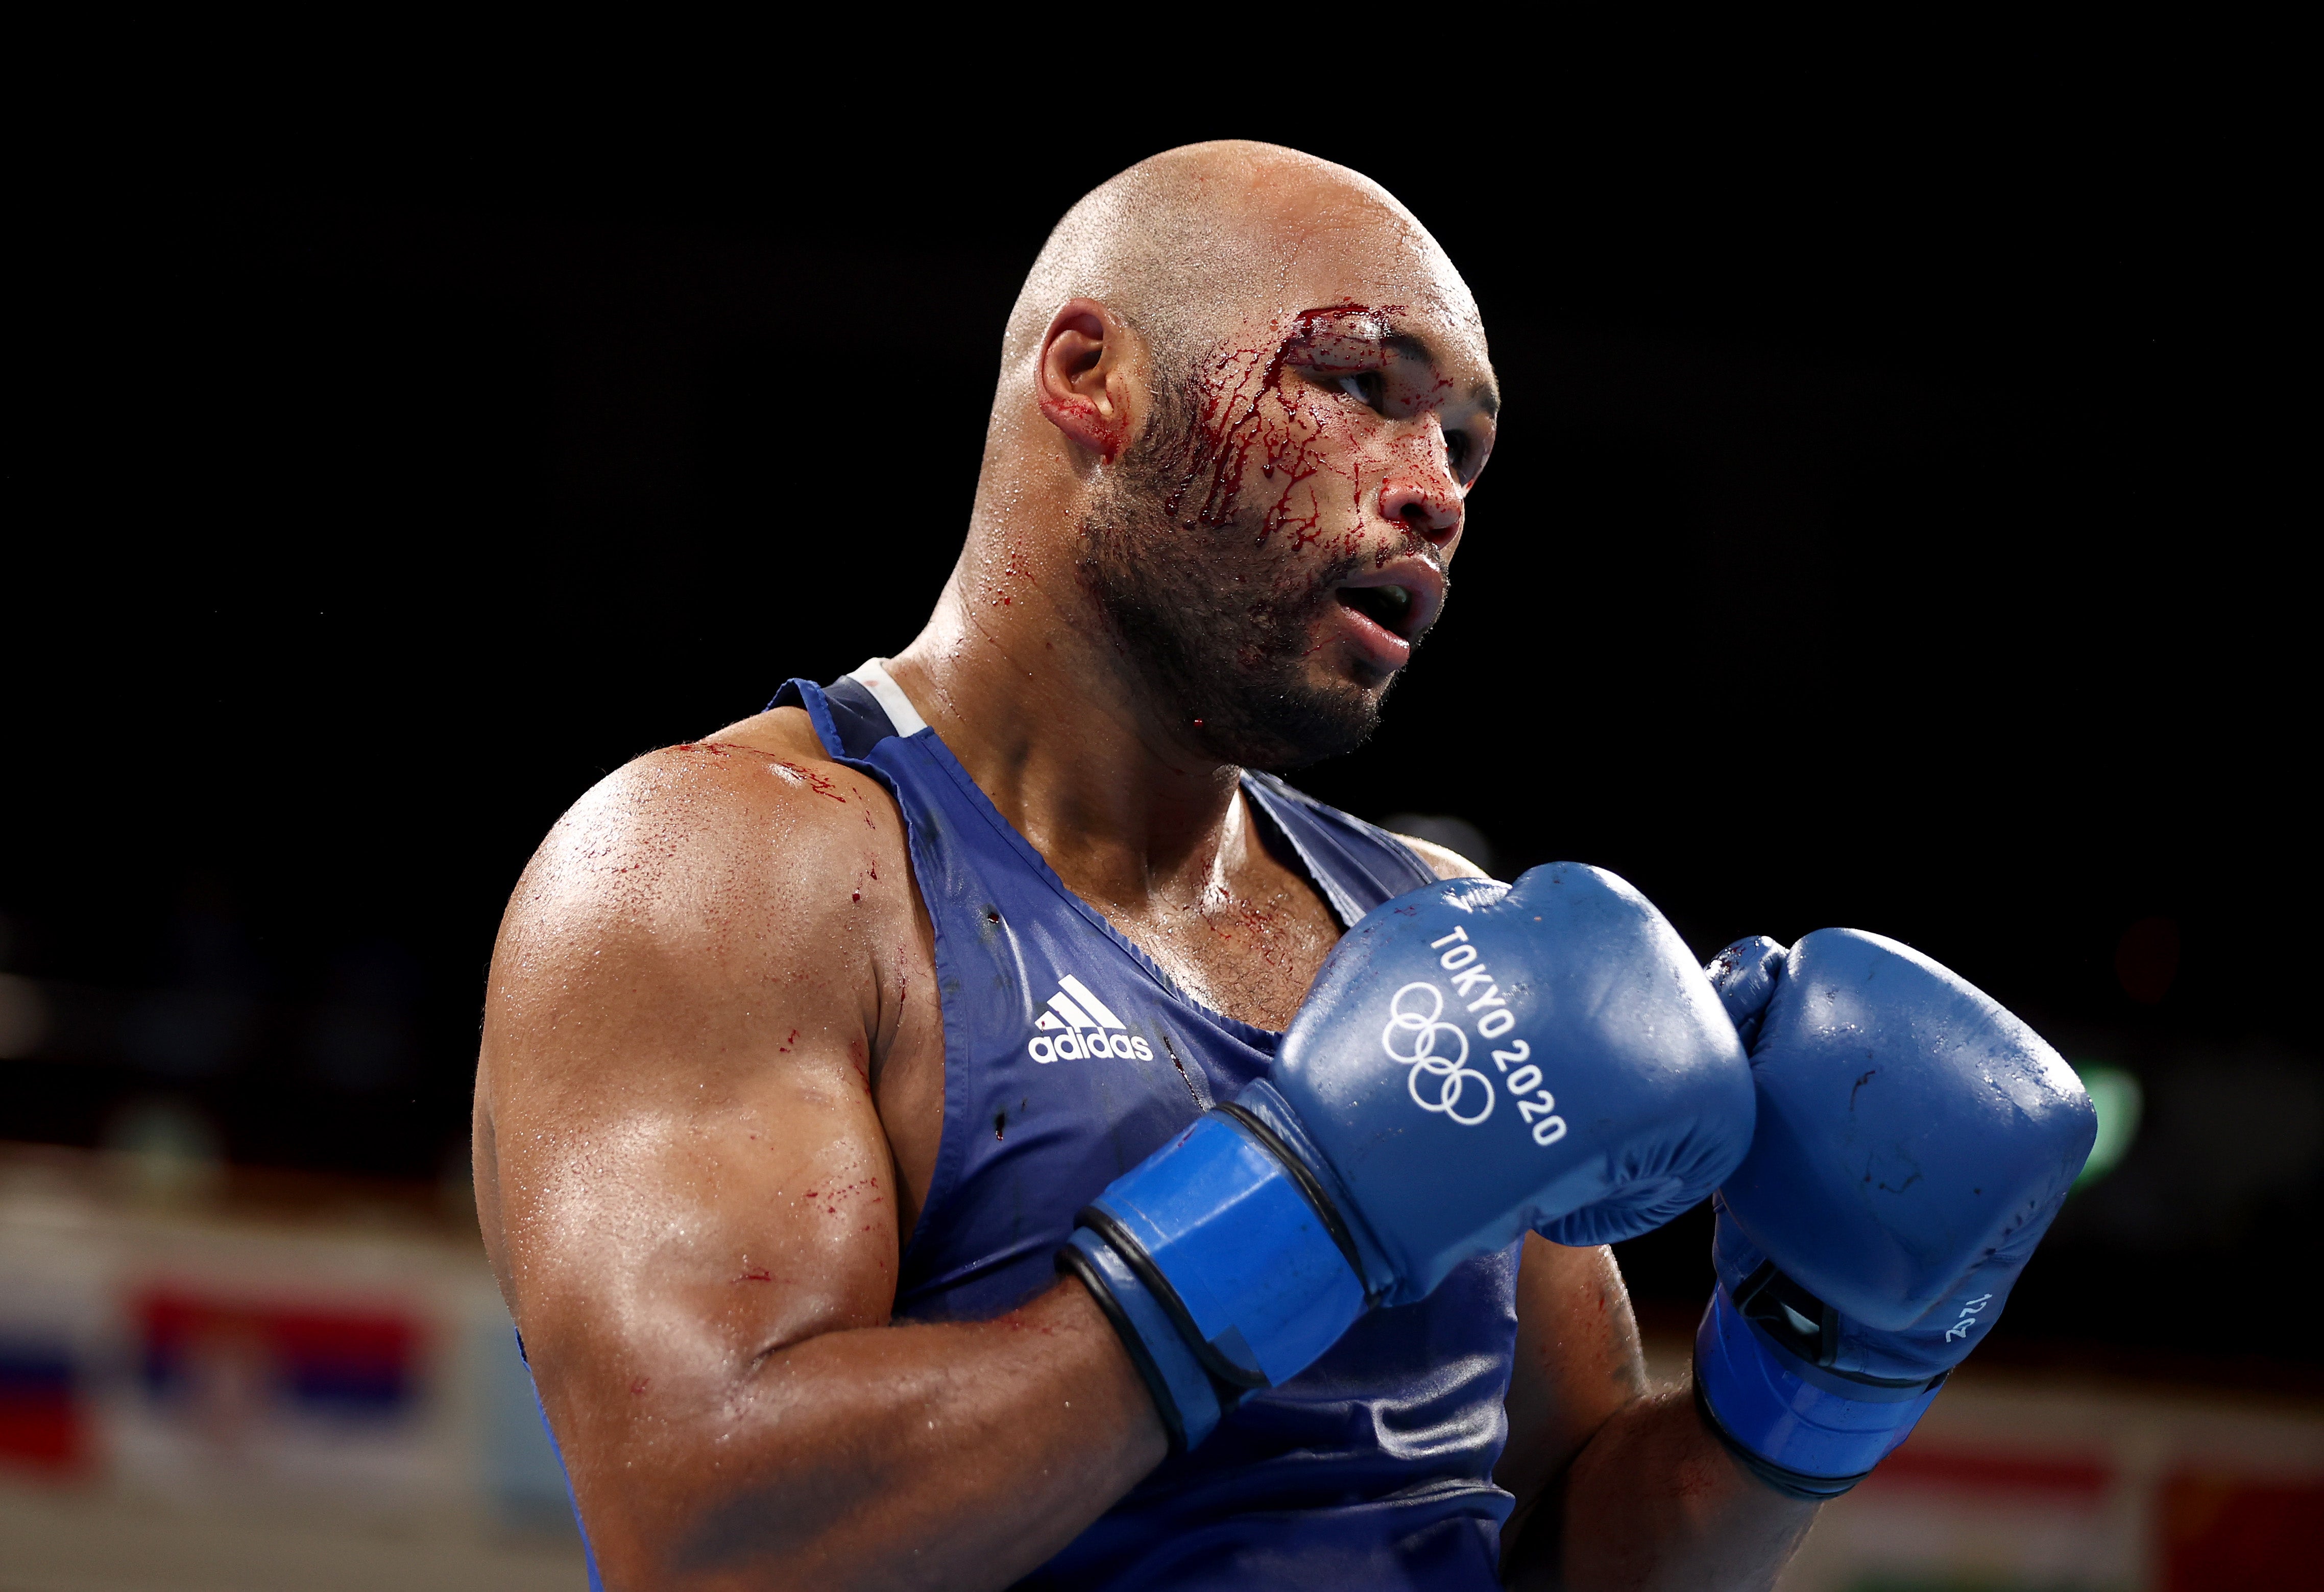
[1280,310,1494,409]
[1280,307,1398,373]
[1277,307,1499,429]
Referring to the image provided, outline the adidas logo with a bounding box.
[1027,975,1155,1065]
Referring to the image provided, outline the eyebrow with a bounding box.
[1378,329,1498,417]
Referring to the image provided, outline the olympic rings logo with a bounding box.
[1381,981,1494,1125]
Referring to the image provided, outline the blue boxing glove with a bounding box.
[1692,931,2097,1499]
[1058,864,1756,1452]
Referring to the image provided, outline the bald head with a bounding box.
[997,141,1483,400]
[935,141,1498,772]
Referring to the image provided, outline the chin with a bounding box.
[1196,672,1389,774]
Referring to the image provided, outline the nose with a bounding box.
[1378,457,1463,551]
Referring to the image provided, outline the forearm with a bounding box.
[1506,1380,1816,1592]
[566,1279,1166,1592]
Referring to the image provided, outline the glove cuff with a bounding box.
[1217,1081,1394,1298]
[1693,1286,1943,1499]
[1077,1108,1368,1392]
[1057,1228,1230,1453]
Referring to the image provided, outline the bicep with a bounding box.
[477,765,904,1440]
[1495,1234,1649,1505]
[488,993,897,1375]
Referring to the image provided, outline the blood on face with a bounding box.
[1157,302,1454,559]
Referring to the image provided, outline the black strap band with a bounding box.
[1730,1262,1950,1392]
[1055,1243,1191,1454]
[1075,1204,1270,1391]
[1214,1101,1371,1302]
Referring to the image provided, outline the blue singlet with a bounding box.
[777,662,1522,1590]
[532,661,1524,1591]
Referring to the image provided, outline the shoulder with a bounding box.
[494,707,911,984]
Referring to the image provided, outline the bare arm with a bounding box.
[1495,1238,1817,1591]
[1541,1385,1818,1591]
[1493,1236,1647,1546]
[473,734,1163,1592]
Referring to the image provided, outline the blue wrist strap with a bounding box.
[1058,1227,1227,1452]
[1079,1110,1368,1391]
[1693,1286,1944,1500]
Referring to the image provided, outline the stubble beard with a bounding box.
[1074,377,1424,774]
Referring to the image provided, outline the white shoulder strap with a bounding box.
[847,657,930,736]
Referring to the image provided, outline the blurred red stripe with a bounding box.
[0,1396,88,1476]
[1866,1441,2113,1500]
[137,1288,418,1372]
[2161,1474,2324,1592]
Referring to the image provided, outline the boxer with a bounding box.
[472,141,2091,1590]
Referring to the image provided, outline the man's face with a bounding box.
[1080,290,1498,771]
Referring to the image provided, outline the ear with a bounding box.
[1036,298,1139,464]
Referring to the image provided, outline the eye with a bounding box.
[1445,429,1471,476]
[1336,372,1384,409]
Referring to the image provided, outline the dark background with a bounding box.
[7,104,2311,1376]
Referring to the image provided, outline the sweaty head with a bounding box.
[999,141,1498,771]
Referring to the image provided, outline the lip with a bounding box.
[1330,558,1447,671]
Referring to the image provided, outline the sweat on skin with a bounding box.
[471,140,1817,1591]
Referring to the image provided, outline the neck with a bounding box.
[885,517,1250,915]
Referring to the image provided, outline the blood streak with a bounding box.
[773,761,849,802]
[807,1178,884,1216]
[1159,303,1399,552]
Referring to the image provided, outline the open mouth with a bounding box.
[1335,583,1418,639]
